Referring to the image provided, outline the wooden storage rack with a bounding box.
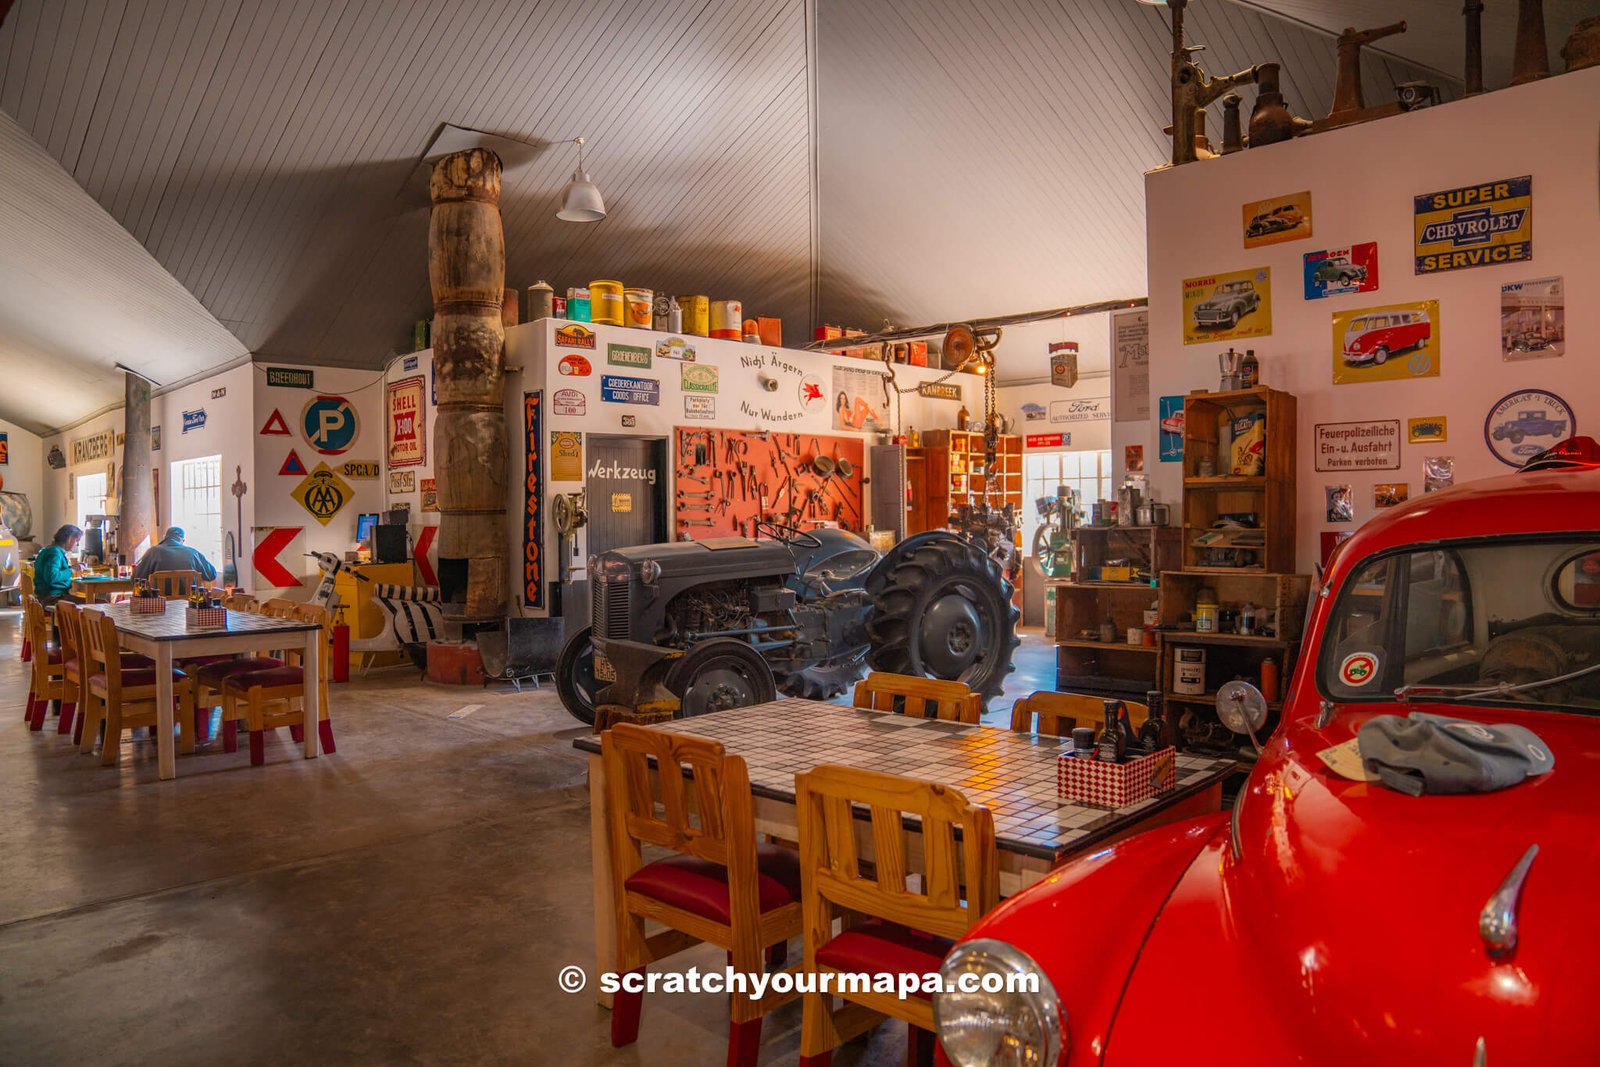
[1181,386,1296,574]
[906,430,1022,547]
[1051,525,1182,701]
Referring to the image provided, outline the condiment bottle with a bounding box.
[1096,700,1129,763]
[1138,690,1166,751]
[1240,349,1259,387]
[1260,657,1281,702]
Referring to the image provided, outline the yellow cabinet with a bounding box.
[333,561,414,668]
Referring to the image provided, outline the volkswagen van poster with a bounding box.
[1414,176,1531,275]
[1330,300,1441,385]
[1182,266,1272,345]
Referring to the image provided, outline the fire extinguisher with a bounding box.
[331,609,351,684]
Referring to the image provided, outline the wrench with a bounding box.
[679,518,714,527]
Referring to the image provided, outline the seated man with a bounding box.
[133,526,218,583]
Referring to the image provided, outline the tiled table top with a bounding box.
[575,698,1236,861]
[88,601,319,641]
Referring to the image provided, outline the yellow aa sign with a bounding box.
[291,462,354,526]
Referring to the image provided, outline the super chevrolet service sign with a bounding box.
[1414,176,1531,275]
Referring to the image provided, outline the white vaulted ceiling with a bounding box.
[0,0,1576,428]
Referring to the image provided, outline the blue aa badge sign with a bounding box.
[290,463,354,526]
[301,395,359,455]
[1484,389,1574,467]
[1414,176,1531,275]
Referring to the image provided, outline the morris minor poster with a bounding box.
[1182,267,1271,345]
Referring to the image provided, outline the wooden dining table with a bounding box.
[85,601,323,780]
[71,575,140,602]
[573,697,1236,1007]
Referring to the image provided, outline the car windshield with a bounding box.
[1319,538,1600,715]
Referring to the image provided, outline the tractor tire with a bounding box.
[556,626,599,726]
[665,639,777,717]
[780,651,868,701]
[866,537,1020,702]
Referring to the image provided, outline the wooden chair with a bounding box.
[147,569,205,600]
[218,603,335,764]
[1009,691,1148,736]
[79,610,196,765]
[22,595,68,732]
[794,765,999,1067]
[223,594,260,613]
[603,723,802,1066]
[852,672,981,724]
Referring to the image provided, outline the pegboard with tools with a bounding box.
[673,427,866,540]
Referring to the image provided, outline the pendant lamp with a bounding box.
[556,137,606,223]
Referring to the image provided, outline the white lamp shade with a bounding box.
[557,169,606,222]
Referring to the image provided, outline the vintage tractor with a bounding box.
[556,522,1020,725]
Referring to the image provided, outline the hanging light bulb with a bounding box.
[556,137,606,223]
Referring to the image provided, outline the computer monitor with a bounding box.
[356,513,379,544]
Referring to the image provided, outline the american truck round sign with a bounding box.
[1484,389,1574,467]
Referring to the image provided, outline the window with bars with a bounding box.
[75,472,107,531]
[1022,450,1111,556]
[170,455,223,569]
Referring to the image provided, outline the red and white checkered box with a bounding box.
[185,606,227,630]
[1058,746,1177,809]
[130,595,167,615]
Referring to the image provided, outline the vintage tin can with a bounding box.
[710,299,743,340]
[588,280,624,325]
[566,287,591,322]
[624,288,653,329]
[678,295,710,336]
[527,281,555,321]
[1173,647,1207,694]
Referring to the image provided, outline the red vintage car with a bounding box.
[933,439,1600,1067]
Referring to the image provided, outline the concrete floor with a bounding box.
[0,611,1057,1066]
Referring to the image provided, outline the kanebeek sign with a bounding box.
[1314,420,1402,471]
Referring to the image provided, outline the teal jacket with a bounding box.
[33,544,74,598]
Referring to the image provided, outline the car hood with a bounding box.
[1105,704,1600,1065]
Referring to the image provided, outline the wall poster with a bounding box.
[1500,276,1564,359]
[1182,267,1271,345]
[290,463,354,527]
[831,364,889,432]
[1330,300,1440,385]
[420,478,438,513]
[386,376,427,468]
[1242,190,1312,248]
[1313,420,1402,472]
[1111,310,1149,421]
[1302,242,1379,299]
[1414,176,1531,275]
[523,392,544,608]
[1484,389,1574,467]
[550,431,583,482]
[1158,396,1184,463]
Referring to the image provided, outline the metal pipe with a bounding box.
[801,296,1147,352]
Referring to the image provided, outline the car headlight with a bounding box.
[934,939,1064,1067]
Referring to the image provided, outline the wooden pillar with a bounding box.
[429,149,508,621]
[122,372,155,563]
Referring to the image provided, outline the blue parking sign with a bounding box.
[301,395,359,455]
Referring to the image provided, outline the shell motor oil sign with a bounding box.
[1414,176,1531,275]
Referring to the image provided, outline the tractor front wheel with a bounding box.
[556,627,599,726]
[666,640,778,717]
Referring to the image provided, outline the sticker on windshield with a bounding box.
[1339,652,1379,687]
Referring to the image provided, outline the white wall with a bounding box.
[250,363,387,595]
[1144,69,1600,573]
[156,363,256,571]
[0,415,45,544]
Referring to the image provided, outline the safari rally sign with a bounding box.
[386,376,427,468]
[1414,176,1531,275]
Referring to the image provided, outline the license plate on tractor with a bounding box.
[594,654,616,682]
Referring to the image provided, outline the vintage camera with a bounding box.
[1395,81,1439,111]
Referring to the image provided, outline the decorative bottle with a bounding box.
[1097,699,1130,763]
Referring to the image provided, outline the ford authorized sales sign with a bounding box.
[1414,176,1531,275]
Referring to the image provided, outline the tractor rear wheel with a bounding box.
[866,538,1020,702]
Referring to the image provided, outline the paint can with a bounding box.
[710,299,743,340]
[566,287,591,322]
[624,288,654,329]
[679,295,710,336]
[527,281,555,321]
[589,280,624,325]
[1173,647,1207,695]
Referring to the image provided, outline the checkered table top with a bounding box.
[575,698,1236,861]
[86,601,319,641]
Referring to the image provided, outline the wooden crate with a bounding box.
[1052,583,1162,700]
[1071,526,1182,584]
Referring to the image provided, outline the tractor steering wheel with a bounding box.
[755,520,822,549]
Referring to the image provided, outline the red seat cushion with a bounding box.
[220,666,306,692]
[45,647,63,664]
[813,919,955,997]
[196,657,283,685]
[121,654,155,669]
[89,668,189,690]
[623,843,801,924]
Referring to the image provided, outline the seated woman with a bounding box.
[32,524,83,609]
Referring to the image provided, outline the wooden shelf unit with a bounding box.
[1156,570,1311,754]
[1181,386,1296,573]
[1070,525,1182,584]
[1052,581,1163,702]
[906,430,1022,545]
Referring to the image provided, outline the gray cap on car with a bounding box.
[1357,712,1555,797]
